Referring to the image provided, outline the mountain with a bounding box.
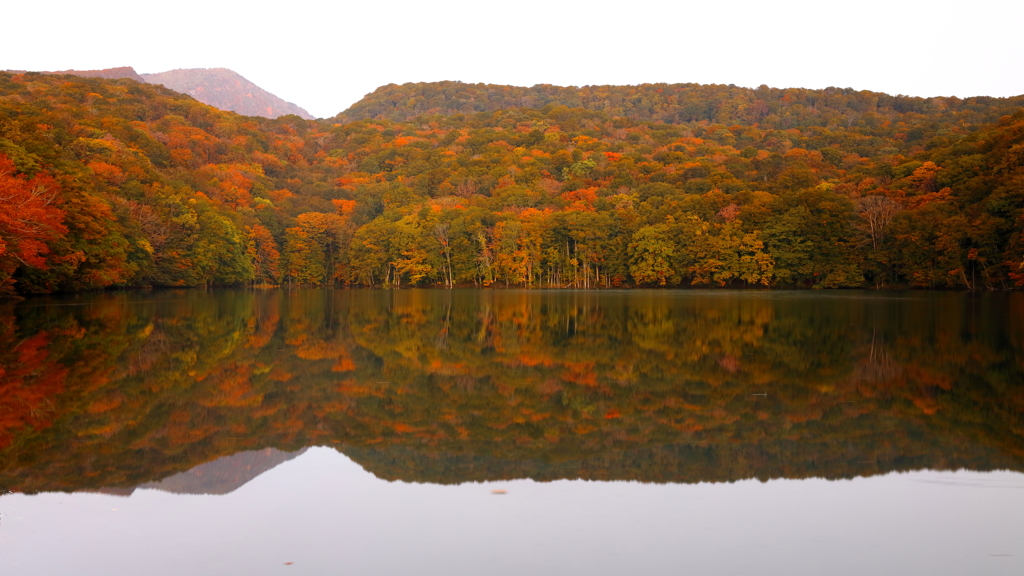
[334,80,1024,126]
[141,68,314,120]
[48,66,147,84]
[85,448,309,497]
[37,66,314,120]
[137,448,309,495]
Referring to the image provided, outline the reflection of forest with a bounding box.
[1,289,1023,493]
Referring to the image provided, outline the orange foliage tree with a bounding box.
[0,154,67,295]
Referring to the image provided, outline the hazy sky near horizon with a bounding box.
[5,0,1023,118]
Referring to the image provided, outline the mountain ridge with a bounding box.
[48,66,147,84]
[141,68,314,120]
[333,79,1024,126]
[137,447,309,495]
[38,66,314,120]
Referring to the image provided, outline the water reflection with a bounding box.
[1,289,1022,493]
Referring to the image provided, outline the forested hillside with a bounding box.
[1,72,1022,296]
[336,80,1024,128]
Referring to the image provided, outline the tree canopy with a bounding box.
[2,72,1023,294]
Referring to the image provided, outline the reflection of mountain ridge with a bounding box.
[341,439,1019,485]
[136,447,308,495]
[1,290,1022,494]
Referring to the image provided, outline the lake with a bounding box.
[1,289,1023,575]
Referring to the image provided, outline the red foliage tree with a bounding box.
[0,154,68,294]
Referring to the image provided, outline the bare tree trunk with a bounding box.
[856,195,899,252]
[960,268,973,291]
[434,222,453,288]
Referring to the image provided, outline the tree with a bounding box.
[283,226,325,285]
[856,194,900,252]
[190,203,254,286]
[629,223,678,286]
[689,221,774,286]
[348,218,397,287]
[0,155,67,295]
[282,212,347,285]
[247,225,281,285]
[434,221,454,288]
[760,207,814,286]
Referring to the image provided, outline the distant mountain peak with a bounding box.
[140,68,315,120]
[48,66,146,83]
[138,447,310,495]
[40,66,314,120]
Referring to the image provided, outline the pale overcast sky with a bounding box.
[4,0,1023,118]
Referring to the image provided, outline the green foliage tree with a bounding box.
[629,223,678,286]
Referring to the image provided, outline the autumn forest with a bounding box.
[2,72,1024,296]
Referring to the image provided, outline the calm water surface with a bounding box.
[1,289,1023,575]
